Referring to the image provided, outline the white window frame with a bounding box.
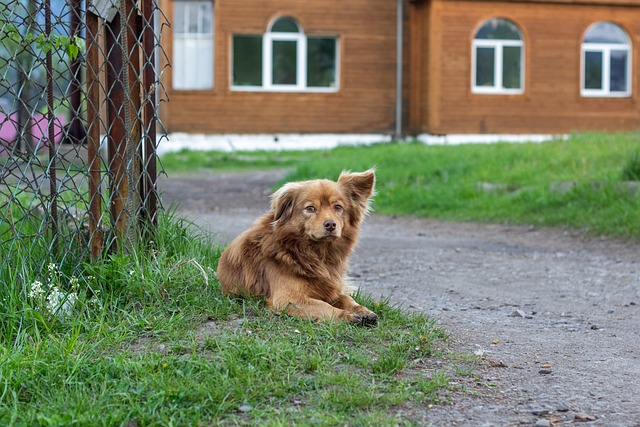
[471,24,524,95]
[263,24,306,91]
[172,0,214,91]
[581,30,631,98]
[231,17,339,93]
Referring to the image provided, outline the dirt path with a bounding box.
[160,170,640,427]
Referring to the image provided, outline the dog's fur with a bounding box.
[217,170,378,324]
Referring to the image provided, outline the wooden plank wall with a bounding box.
[413,0,640,134]
[161,0,400,134]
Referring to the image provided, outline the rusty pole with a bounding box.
[69,0,83,143]
[44,0,58,254]
[86,10,104,259]
[105,0,143,249]
[141,0,158,227]
[125,0,143,235]
[105,8,129,247]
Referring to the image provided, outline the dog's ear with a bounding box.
[338,169,375,225]
[271,182,300,225]
[338,169,376,205]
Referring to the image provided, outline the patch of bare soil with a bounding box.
[160,170,640,427]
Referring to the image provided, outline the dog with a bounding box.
[217,169,378,325]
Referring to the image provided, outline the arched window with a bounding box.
[581,22,631,97]
[232,17,338,92]
[472,18,524,94]
[265,17,305,87]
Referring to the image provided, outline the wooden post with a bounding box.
[69,0,84,143]
[141,0,158,227]
[105,0,142,249]
[105,11,129,248]
[86,10,104,259]
[45,0,59,254]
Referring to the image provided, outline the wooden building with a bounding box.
[159,0,640,136]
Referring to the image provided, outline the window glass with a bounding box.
[232,35,262,86]
[502,46,521,89]
[584,22,628,44]
[272,40,297,85]
[307,37,336,87]
[476,18,521,40]
[200,2,213,34]
[584,51,602,90]
[271,17,299,33]
[174,2,185,33]
[475,47,495,87]
[610,50,628,92]
[187,4,199,33]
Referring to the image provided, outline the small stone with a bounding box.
[238,404,252,413]
[510,309,526,318]
[535,419,551,427]
[574,412,597,422]
[531,407,550,416]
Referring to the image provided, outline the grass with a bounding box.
[162,132,640,239]
[159,149,318,173]
[0,211,453,426]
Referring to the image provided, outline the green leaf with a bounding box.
[67,44,79,60]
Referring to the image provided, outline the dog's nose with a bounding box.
[323,220,336,232]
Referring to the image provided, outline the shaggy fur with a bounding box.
[217,170,378,324]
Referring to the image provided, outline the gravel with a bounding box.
[160,169,640,427]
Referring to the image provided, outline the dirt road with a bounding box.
[160,170,640,427]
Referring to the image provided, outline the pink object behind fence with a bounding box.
[0,113,66,155]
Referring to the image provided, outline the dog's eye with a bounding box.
[305,206,317,214]
[334,204,343,212]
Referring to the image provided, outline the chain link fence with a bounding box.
[1,0,168,281]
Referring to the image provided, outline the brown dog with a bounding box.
[217,169,378,325]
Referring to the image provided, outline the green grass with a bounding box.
[162,132,640,239]
[0,212,451,426]
[159,149,319,173]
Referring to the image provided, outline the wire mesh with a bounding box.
[1,0,168,281]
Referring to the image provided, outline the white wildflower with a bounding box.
[46,287,77,319]
[88,296,102,309]
[47,263,59,284]
[28,281,45,298]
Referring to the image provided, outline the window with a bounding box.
[581,22,631,97]
[172,0,214,90]
[232,17,338,92]
[472,18,524,94]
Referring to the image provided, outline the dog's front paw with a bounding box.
[350,310,378,326]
